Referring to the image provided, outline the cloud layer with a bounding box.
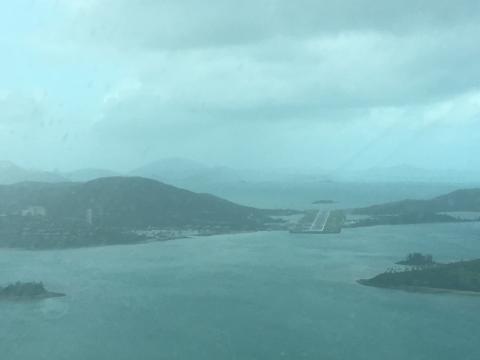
[0,1,479,171]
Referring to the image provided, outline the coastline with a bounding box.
[0,229,264,251]
[357,279,480,296]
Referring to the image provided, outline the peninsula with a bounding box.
[358,258,480,294]
[347,188,480,228]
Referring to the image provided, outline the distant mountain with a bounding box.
[362,165,440,182]
[130,158,243,187]
[0,176,272,229]
[337,165,480,183]
[0,161,66,184]
[130,158,207,180]
[64,168,120,182]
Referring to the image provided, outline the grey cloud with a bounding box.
[92,25,480,124]
[3,1,480,171]
[54,1,480,112]
[63,0,480,49]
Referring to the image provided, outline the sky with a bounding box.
[0,0,479,172]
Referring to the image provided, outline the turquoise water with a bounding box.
[2,222,480,359]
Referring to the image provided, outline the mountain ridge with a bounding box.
[0,176,273,229]
[354,188,480,215]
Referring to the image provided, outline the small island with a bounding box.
[358,257,480,294]
[0,282,65,301]
[312,200,336,205]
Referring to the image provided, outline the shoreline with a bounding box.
[0,229,267,251]
[357,280,480,296]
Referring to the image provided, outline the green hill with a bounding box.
[0,177,272,228]
[0,177,280,249]
[354,188,480,215]
[348,188,480,227]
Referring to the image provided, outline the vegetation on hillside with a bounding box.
[347,189,480,227]
[0,177,285,249]
[396,253,435,266]
[359,258,480,293]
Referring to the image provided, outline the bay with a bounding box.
[1,222,480,359]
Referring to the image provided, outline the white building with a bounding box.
[21,206,47,217]
[86,208,93,225]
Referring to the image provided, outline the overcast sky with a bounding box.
[0,0,479,172]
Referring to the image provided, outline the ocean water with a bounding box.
[2,222,480,360]
[186,181,463,209]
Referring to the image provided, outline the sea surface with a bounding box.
[2,221,480,360]
[183,180,465,209]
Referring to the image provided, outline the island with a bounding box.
[0,282,65,300]
[358,258,480,294]
[312,200,336,205]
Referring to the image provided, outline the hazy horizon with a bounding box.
[1,1,479,173]
[4,157,480,182]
